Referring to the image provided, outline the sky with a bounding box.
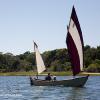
[0,0,100,55]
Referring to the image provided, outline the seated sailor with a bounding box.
[53,76,56,81]
[45,73,52,81]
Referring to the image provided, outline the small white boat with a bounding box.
[30,6,89,87]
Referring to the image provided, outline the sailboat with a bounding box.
[30,41,46,85]
[30,6,89,87]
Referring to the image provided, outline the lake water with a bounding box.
[0,76,100,100]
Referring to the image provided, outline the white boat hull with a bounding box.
[30,75,89,87]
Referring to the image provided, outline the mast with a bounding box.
[66,6,84,76]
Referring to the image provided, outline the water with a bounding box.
[0,76,100,100]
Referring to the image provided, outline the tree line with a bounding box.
[0,45,100,73]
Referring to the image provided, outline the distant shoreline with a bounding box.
[81,72,100,76]
[0,71,100,76]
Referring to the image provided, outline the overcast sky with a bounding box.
[0,0,100,55]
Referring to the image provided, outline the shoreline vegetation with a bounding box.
[0,71,100,76]
[0,45,100,73]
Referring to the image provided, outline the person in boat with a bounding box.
[33,75,38,80]
[45,73,52,81]
[53,76,56,81]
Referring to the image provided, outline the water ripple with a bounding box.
[0,76,100,100]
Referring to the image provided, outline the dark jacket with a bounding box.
[45,76,52,81]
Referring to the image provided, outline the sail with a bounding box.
[66,6,84,76]
[34,42,46,74]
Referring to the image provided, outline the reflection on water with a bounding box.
[67,87,87,100]
[0,76,100,100]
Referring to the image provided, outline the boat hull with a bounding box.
[30,75,89,87]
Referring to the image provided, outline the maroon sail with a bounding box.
[66,6,84,76]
